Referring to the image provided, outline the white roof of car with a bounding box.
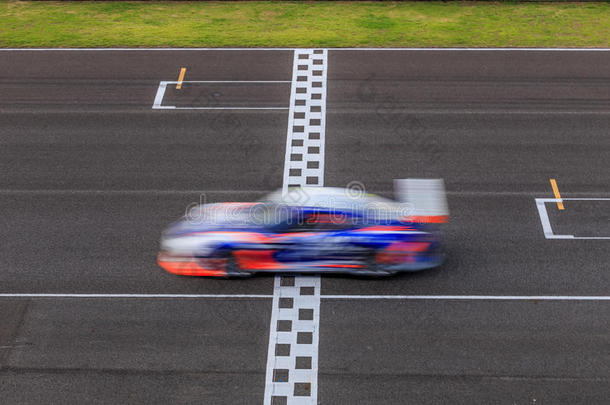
[263,187,399,211]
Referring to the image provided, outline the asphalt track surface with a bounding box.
[1,49,609,404]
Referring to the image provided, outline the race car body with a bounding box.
[158,184,448,277]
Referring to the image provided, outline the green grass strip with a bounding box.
[1,1,608,48]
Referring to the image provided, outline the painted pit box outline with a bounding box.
[535,198,610,240]
[152,80,291,110]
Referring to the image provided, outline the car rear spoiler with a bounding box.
[394,178,449,224]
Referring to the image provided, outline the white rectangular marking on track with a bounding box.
[264,48,328,405]
[535,198,610,240]
[151,80,291,110]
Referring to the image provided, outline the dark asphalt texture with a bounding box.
[0,49,609,404]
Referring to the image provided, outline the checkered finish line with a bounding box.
[264,276,321,405]
[264,49,327,405]
[282,49,328,194]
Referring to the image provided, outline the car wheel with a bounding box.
[224,252,252,278]
[362,251,396,277]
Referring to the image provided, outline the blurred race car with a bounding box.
[158,181,448,277]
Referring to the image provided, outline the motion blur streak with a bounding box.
[157,253,227,277]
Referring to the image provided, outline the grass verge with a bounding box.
[1,1,608,48]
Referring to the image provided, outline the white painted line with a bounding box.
[535,198,570,239]
[0,189,269,195]
[543,198,610,201]
[2,189,610,197]
[2,48,609,51]
[361,110,610,115]
[0,294,272,298]
[152,81,168,109]
[2,294,609,301]
[331,48,610,52]
[264,278,282,402]
[322,295,610,301]
[0,48,298,51]
[568,237,610,240]
[535,198,610,240]
[170,107,289,110]
[163,80,291,84]
[264,48,328,405]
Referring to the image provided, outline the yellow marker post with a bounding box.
[550,178,564,210]
[176,67,186,90]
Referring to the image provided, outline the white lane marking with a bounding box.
[0,48,296,51]
[3,190,610,197]
[348,110,610,115]
[329,48,610,51]
[152,80,291,110]
[535,198,610,240]
[264,49,328,405]
[535,198,569,239]
[0,294,272,298]
[2,294,610,301]
[265,278,282,400]
[163,81,291,83]
[0,189,270,195]
[539,198,610,201]
[152,81,168,108]
[2,48,609,51]
[160,107,289,110]
[323,295,610,301]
